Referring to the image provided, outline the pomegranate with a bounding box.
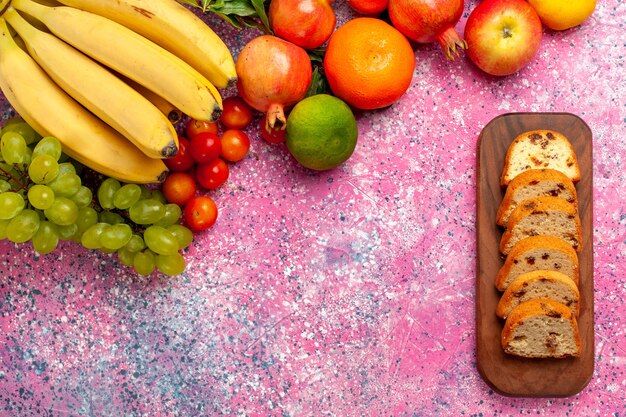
[269,0,336,50]
[236,35,312,130]
[388,0,467,60]
[348,0,389,16]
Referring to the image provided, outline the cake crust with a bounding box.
[499,196,582,255]
[497,168,578,227]
[501,298,581,358]
[495,235,580,291]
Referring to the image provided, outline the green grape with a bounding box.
[113,183,142,209]
[99,211,124,225]
[0,218,9,239]
[28,154,59,184]
[27,184,55,210]
[0,179,10,193]
[57,162,76,176]
[128,199,165,224]
[133,249,156,275]
[167,224,194,250]
[123,234,145,253]
[0,191,25,219]
[1,121,38,145]
[139,185,151,200]
[155,252,186,276]
[32,136,62,160]
[57,223,79,240]
[23,147,32,166]
[81,223,108,249]
[99,223,132,250]
[154,204,182,227]
[97,178,121,209]
[6,209,40,243]
[48,173,81,197]
[143,225,179,255]
[100,247,117,254]
[76,206,98,234]
[117,247,135,267]
[1,131,27,164]
[32,221,59,255]
[71,186,93,208]
[150,190,167,204]
[44,197,78,226]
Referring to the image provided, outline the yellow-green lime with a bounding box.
[286,94,358,171]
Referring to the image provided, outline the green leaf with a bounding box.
[212,11,245,29]
[305,66,330,98]
[211,0,256,15]
[178,0,271,32]
[249,0,270,33]
[307,47,326,64]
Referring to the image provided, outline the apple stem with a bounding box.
[438,26,468,61]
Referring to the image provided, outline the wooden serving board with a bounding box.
[476,112,594,397]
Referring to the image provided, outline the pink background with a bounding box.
[1,1,625,415]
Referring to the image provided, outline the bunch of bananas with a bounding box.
[0,0,236,183]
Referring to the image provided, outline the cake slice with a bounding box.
[499,196,582,255]
[500,130,581,187]
[496,270,580,319]
[495,235,579,291]
[497,168,578,227]
[501,298,581,358]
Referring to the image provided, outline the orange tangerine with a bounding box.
[323,17,415,110]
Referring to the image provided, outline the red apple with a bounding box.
[464,0,542,76]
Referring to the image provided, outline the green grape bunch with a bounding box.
[0,117,193,277]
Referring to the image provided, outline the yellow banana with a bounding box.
[12,0,223,122]
[120,75,183,126]
[55,0,237,89]
[33,0,62,5]
[5,7,179,159]
[0,17,168,183]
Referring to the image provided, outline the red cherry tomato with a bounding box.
[183,196,218,231]
[186,118,218,139]
[164,136,194,172]
[162,172,197,206]
[221,96,254,129]
[220,129,250,162]
[189,131,222,164]
[259,118,286,144]
[196,158,229,190]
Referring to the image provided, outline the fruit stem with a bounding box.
[266,103,287,131]
[437,26,468,61]
[0,163,29,191]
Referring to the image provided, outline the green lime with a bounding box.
[286,94,358,171]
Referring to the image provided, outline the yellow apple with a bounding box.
[527,0,596,31]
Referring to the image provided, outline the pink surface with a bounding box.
[1,1,625,415]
